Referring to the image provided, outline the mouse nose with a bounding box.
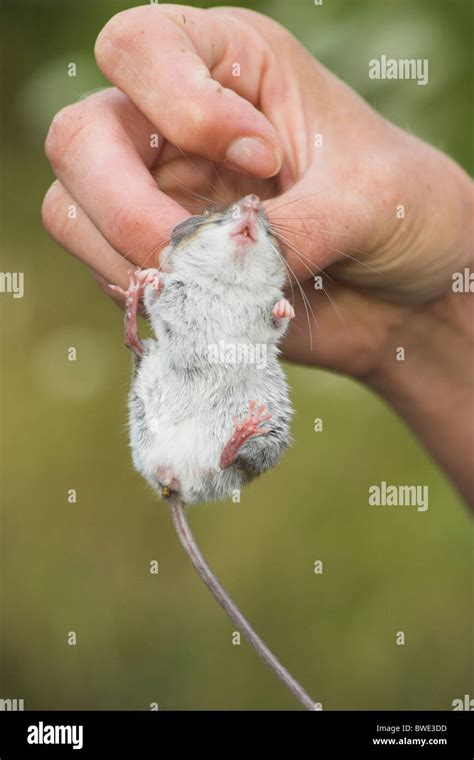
[241,194,260,211]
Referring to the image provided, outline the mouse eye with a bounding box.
[171,215,205,245]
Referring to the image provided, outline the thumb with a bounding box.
[95,5,282,178]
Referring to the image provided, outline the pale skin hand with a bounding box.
[42,5,474,504]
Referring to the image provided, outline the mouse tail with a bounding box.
[169,495,319,712]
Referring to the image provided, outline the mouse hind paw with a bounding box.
[220,401,272,470]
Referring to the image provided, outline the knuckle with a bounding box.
[95,8,151,69]
[44,102,89,169]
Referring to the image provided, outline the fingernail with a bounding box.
[225,137,281,177]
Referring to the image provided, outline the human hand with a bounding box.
[42,5,474,500]
[42,4,472,375]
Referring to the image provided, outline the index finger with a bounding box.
[95,4,282,177]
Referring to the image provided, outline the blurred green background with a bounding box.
[1,0,472,711]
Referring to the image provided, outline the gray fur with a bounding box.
[128,198,293,505]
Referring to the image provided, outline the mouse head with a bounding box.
[161,195,286,289]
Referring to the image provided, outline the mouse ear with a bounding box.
[171,215,205,246]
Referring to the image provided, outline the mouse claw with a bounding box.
[109,283,127,297]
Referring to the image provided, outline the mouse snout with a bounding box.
[241,194,260,212]
[230,195,261,246]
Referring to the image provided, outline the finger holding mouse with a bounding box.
[43,89,191,276]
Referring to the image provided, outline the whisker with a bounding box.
[173,147,228,206]
[265,189,330,215]
[258,174,280,204]
[174,182,225,210]
[326,245,381,274]
[209,161,233,207]
[272,244,293,297]
[127,202,205,211]
[155,169,226,211]
[272,242,319,350]
[268,209,372,221]
[264,173,319,207]
[274,246,313,341]
[277,243,296,308]
[271,227,335,283]
[102,232,170,283]
[272,223,356,264]
[269,218,364,236]
[272,230,345,326]
[271,221,380,275]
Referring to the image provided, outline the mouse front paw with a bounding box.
[272,298,295,320]
[109,268,163,356]
[140,268,163,296]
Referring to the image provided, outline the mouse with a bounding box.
[111,194,295,506]
[109,194,318,711]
